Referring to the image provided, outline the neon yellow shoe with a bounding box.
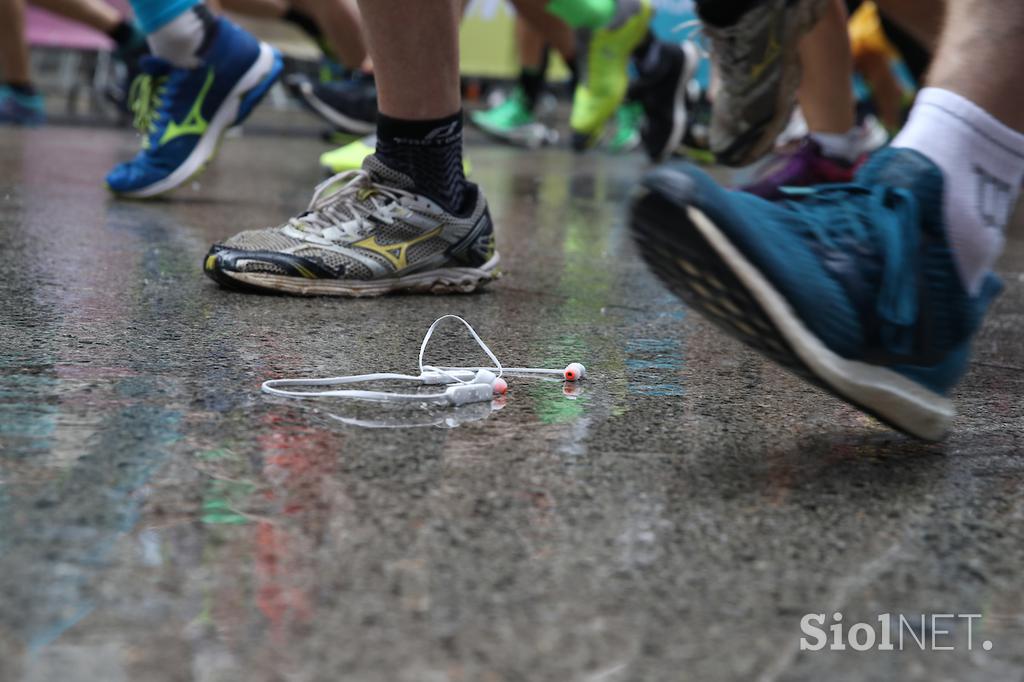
[570,0,653,151]
[319,135,472,176]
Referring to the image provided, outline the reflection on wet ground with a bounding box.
[1,127,1023,681]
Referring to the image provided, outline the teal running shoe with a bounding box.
[106,17,283,198]
[470,89,556,149]
[0,86,45,126]
[630,148,1002,440]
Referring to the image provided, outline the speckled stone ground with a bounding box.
[1,124,1022,682]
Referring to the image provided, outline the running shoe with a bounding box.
[632,40,698,162]
[0,86,45,126]
[629,147,1002,440]
[700,0,829,166]
[570,0,653,151]
[205,155,499,297]
[286,71,376,135]
[105,18,283,198]
[605,101,643,153]
[319,134,472,177]
[740,138,858,199]
[469,88,557,149]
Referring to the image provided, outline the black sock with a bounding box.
[106,20,136,48]
[695,0,764,26]
[6,82,36,96]
[375,112,468,212]
[518,49,549,111]
[283,8,323,42]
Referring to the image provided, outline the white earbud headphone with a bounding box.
[261,315,586,407]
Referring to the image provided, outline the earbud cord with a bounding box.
[418,315,504,383]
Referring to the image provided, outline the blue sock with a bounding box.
[130,0,201,34]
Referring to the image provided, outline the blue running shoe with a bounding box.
[0,86,46,126]
[106,17,283,199]
[629,148,1003,440]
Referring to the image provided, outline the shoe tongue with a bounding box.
[361,154,416,191]
[855,147,946,232]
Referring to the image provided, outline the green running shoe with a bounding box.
[570,0,653,151]
[320,134,377,174]
[469,88,557,149]
[604,101,643,153]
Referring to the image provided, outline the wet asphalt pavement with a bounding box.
[1,125,1023,682]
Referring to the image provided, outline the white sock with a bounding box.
[810,127,868,164]
[147,8,208,68]
[892,87,1024,295]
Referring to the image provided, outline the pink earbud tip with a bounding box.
[564,363,586,382]
[493,378,508,395]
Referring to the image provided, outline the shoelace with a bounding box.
[129,74,168,140]
[785,184,921,353]
[284,170,414,242]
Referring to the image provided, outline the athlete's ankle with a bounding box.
[892,88,1024,294]
[519,51,549,112]
[146,4,218,69]
[809,127,866,164]
[374,112,469,212]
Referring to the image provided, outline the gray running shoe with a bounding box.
[204,156,499,297]
[704,0,828,166]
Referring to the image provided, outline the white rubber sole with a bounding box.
[686,206,954,441]
[297,80,375,135]
[223,254,501,298]
[116,42,278,199]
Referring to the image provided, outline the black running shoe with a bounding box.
[633,40,698,163]
[286,72,377,135]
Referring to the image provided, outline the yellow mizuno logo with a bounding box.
[353,226,444,271]
[749,32,781,81]
[160,69,214,145]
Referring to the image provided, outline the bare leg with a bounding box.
[293,0,367,71]
[516,14,547,70]
[29,0,122,33]
[796,0,853,134]
[356,0,459,119]
[0,0,31,85]
[509,0,576,60]
[926,0,1022,130]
